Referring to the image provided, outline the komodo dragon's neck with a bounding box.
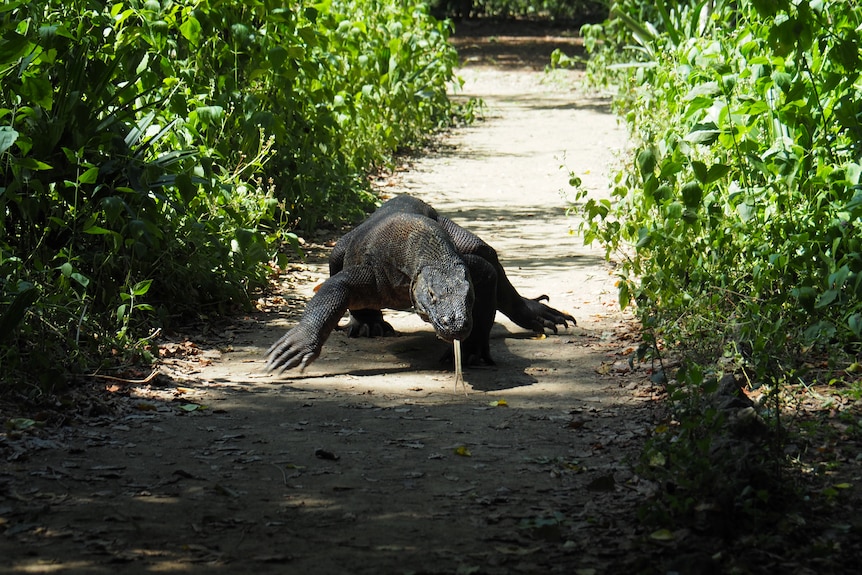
[401,220,463,275]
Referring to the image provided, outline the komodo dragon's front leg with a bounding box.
[266,267,375,372]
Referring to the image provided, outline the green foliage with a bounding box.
[0,0,460,390]
[638,364,785,537]
[573,0,862,380]
[569,0,862,541]
[430,0,608,22]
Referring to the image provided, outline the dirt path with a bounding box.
[1,31,665,575]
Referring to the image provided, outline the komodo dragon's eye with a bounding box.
[428,289,437,303]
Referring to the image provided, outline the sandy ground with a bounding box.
[0,31,671,575]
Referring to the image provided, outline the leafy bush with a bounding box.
[573,0,862,381]
[566,0,862,539]
[0,0,460,390]
[638,365,784,537]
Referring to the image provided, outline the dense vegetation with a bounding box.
[578,0,862,393]
[431,0,607,22]
[0,0,461,390]
[567,0,862,555]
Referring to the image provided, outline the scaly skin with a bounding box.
[266,195,575,373]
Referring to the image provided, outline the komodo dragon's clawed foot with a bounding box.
[521,295,576,334]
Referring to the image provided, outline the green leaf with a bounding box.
[659,160,684,179]
[78,166,99,184]
[132,279,153,296]
[179,403,204,412]
[180,16,201,46]
[0,285,39,342]
[0,2,25,15]
[71,272,90,288]
[706,163,731,184]
[268,45,288,68]
[6,417,36,431]
[721,74,737,93]
[194,105,225,126]
[0,31,29,65]
[20,74,53,109]
[816,289,839,309]
[619,280,631,310]
[828,265,850,290]
[737,202,756,222]
[685,122,720,145]
[681,182,703,208]
[286,45,305,59]
[683,81,720,101]
[751,0,784,17]
[666,202,684,219]
[0,125,18,154]
[772,71,792,93]
[610,5,657,46]
[83,225,113,235]
[175,172,196,206]
[653,184,672,203]
[15,157,53,170]
[791,286,816,311]
[636,228,652,248]
[637,148,656,179]
[691,160,708,184]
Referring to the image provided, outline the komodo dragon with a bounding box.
[266,194,575,373]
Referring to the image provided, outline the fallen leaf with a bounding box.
[6,418,36,431]
[649,528,675,541]
[454,446,472,457]
[489,399,509,407]
[179,403,206,412]
[649,452,666,467]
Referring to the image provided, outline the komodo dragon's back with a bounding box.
[266,194,575,374]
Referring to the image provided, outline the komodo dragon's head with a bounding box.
[411,264,474,342]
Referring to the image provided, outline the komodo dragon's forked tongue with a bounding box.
[454,339,466,396]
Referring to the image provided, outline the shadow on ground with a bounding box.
[1,320,657,575]
[451,20,587,71]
